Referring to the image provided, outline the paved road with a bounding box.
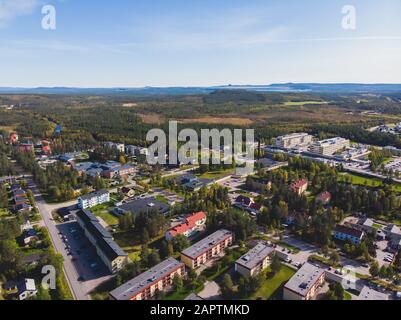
[26,178,90,300]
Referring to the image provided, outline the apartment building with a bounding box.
[235,242,275,278]
[165,211,207,241]
[109,257,185,300]
[333,225,365,245]
[75,209,128,273]
[309,137,350,156]
[180,229,234,269]
[283,263,325,300]
[275,133,313,149]
[77,190,110,209]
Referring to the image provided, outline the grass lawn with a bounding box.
[95,211,119,226]
[338,172,401,192]
[196,168,235,180]
[250,265,296,300]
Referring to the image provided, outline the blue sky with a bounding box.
[1,0,401,87]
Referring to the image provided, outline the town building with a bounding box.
[17,279,38,300]
[180,229,234,269]
[315,191,331,205]
[18,142,34,153]
[77,190,110,209]
[105,142,125,153]
[309,137,350,156]
[235,242,275,278]
[75,209,128,273]
[333,225,364,245]
[165,211,207,241]
[275,133,313,149]
[289,179,308,195]
[283,263,325,300]
[114,197,170,217]
[357,286,388,300]
[109,257,185,300]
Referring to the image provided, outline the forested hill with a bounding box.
[1,83,401,95]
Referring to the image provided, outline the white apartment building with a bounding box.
[275,133,313,149]
[78,190,110,209]
[309,137,350,156]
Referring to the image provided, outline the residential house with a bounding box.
[315,191,331,205]
[289,179,308,195]
[17,279,38,300]
[165,211,207,241]
[22,229,39,245]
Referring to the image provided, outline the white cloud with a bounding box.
[0,0,39,27]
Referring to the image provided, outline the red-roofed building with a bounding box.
[9,132,19,145]
[165,211,207,241]
[289,179,308,195]
[316,191,331,205]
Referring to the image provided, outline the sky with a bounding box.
[1,0,401,87]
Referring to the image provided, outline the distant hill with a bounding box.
[1,83,401,95]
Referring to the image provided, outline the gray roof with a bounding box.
[185,293,204,300]
[358,286,388,300]
[116,197,169,216]
[284,263,324,297]
[235,242,274,270]
[109,257,184,300]
[79,190,109,201]
[181,229,233,259]
[75,210,127,261]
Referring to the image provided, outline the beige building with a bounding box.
[180,229,233,269]
[275,133,313,149]
[109,258,185,300]
[283,263,325,300]
[310,137,350,156]
[235,242,275,278]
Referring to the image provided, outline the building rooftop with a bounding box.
[116,197,169,216]
[335,225,364,238]
[167,211,206,237]
[358,286,388,300]
[235,242,274,270]
[284,263,324,297]
[75,210,127,261]
[181,229,233,259]
[79,190,109,201]
[313,137,349,147]
[109,258,184,300]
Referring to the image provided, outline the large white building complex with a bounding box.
[275,133,313,149]
[309,137,350,156]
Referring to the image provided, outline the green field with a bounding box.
[338,172,401,192]
[196,168,235,180]
[250,265,296,300]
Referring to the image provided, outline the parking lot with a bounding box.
[56,221,111,287]
[376,240,395,267]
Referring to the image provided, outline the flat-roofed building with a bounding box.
[357,286,388,300]
[75,209,128,273]
[235,242,275,277]
[275,133,313,149]
[180,229,233,269]
[109,257,185,300]
[78,190,110,209]
[310,137,350,156]
[283,263,325,300]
